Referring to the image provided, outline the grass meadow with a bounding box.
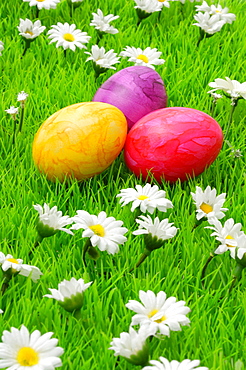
[0,0,246,369]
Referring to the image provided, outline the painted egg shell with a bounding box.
[32,102,127,182]
[93,66,167,130]
[124,107,223,183]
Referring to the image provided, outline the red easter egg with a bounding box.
[124,107,223,183]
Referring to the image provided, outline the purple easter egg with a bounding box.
[92,66,167,130]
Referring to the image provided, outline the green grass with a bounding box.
[0,0,246,369]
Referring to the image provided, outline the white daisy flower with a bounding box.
[33,203,74,237]
[195,1,211,12]
[0,310,3,314]
[117,183,173,214]
[44,277,92,312]
[17,18,46,40]
[235,234,246,260]
[47,23,91,52]
[190,186,228,221]
[155,0,172,8]
[208,77,246,100]
[0,253,23,273]
[193,12,226,34]
[90,9,119,34]
[85,45,120,70]
[205,218,246,259]
[134,0,163,13]
[17,91,29,108]
[71,211,128,255]
[18,264,43,282]
[44,277,92,302]
[17,91,29,103]
[5,106,19,120]
[0,41,4,56]
[0,325,64,369]
[133,215,178,240]
[0,253,43,282]
[109,326,155,366]
[208,91,223,103]
[195,1,236,24]
[142,356,209,370]
[231,149,243,158]
[23,0,60,10]
[120,46,165,70]
[172,0,201,3]
[209,5,236,24]
[126,290,191,337]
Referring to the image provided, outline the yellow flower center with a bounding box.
[215,9,221,13]
[148,309,167,323]
[63,33,75,42]
[138,195,149,200]
[37,0,45,2]
[17,347,39,366]
[25,31,34,35]
[137,54,149,63]
[200,203,213,214]
[89,224,105,237]
[158,0,166,2]
[7,258,19,264]
[225,235,235,248]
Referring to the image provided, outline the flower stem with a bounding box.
[130,249,151,272]
[96,31,104,44]
[29,234,44,257]
[197,29,206,47]
[201,252,215,287]
[12,118,18,145]
[82,239,92,267]
[18,106,25,133]
[211,101,216,117]
[87,246,100,260]
[22,39,32,57]
[229,264,244,293]
[224,100,238,139]
[73,309,82,320]
[156,11,162,22]
[70,3,74,19]
[1,276,11,296]
[137,18,142,27]
[180,3,185,18]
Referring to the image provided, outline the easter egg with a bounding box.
[93,66,167,130]
[124,107,223,183]
[32,102,127,181]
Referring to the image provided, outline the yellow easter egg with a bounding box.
[32,102,127,181]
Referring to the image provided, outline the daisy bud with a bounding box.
[109,326,154,367]
[144,234,166,252]
[34,203,73,239]
[58,293,84,312]
[134,215,178,253]
[67,0,84,9]
[131,216,177,270]
[44,277,92,313]
[127,340,149,366]
[36,220,59,238]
